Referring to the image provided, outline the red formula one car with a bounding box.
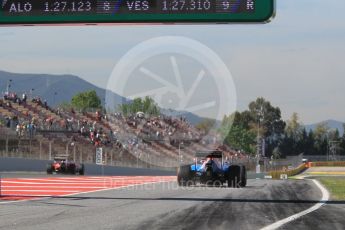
[47,155,85,175]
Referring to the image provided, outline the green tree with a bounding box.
[248,97,286,139]
[313,122,330,155]
[223,125,256,154]
[219,114,234,138]
[247,97,286,158]
[279,135,294,156]
[328,129,340,142]
[296,128,310,155]
[118,96,160,117]
[272,147,282,160]
[340,123,345,155]
[118,104,129,116]
[279,113,304,156]
[314,122,329,141]
[58,101,73,110]
[219,98,286,156]
[232,111,252,130]
[285,113,303,141]
[306,130,317,155]
[71,90,102,111]
[195,118,215,134]
[218,113,256,154]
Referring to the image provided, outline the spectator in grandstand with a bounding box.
[109,130,114,141]
[66,117,74,131]
[5,117,10,128]
[21,123,27,136]
[3,92,18,102]
[96,111,102,121]
[5,101,12,108]
[80,125,86,136]
[48,118,54,130]
[43,100,48,109]
[28,122,36,138]
[22,93,27,103]
[90,129,95,143]
[16,123,21,137]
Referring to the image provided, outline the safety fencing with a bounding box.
[0,135,179,171]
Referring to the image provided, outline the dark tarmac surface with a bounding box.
[281,203,345,230]
[1,174,344,230]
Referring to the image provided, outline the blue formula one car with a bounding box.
[177,150,247,188]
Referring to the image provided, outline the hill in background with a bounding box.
[305,119,344,136]
[0,70,205,124]
[0,70,125,108]
[4,70,342,129]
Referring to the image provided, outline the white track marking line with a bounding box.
[260,179,329,230]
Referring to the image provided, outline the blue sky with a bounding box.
[0,0,344,124]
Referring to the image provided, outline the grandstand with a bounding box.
[0,91,250,170]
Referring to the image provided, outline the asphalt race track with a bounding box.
[0,174,344,230]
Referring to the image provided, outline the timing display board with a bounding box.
[0,0,274,25]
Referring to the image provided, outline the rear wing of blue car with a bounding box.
[195,150,223,159]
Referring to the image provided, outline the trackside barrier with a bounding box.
[309,161,345,167]
[0,157,175,176]
[269,164,307,180]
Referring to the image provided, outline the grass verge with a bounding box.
[317,176,345,200]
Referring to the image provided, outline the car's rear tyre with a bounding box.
[177,165,193,186]
[239,165,247,187]
[46,165,53,174]
[228,165,239,188]
[60,163,66,173]
[69,166,76,175]
[79,164,85,175]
